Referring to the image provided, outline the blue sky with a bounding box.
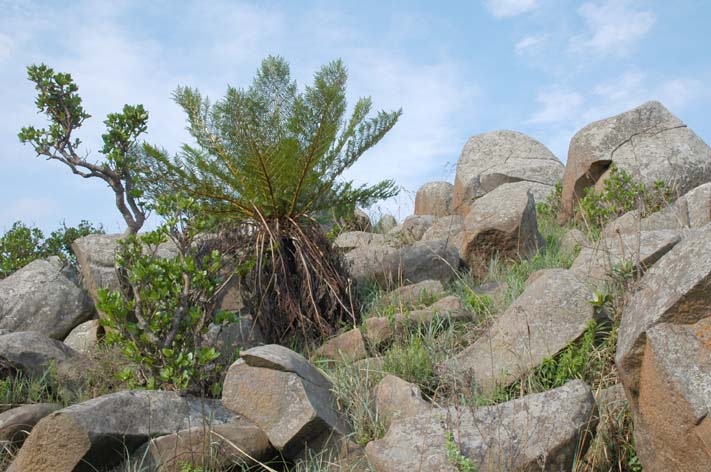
[1,0,710,233]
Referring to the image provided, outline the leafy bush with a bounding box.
[145,56,400,344]
[98,196,235,394]
[0,220,103,278]
[575,164,671,237]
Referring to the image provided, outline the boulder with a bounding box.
[373,214,397,234]
[334,231,386,251]
[452,130,563,216]
[616,227,711,408]
[459,182,542,277]
[142,417,272,472]
[238,344,331,388]
[559,101,711,223]
[441,269,595,394]
[372,280,445,312]
[222,355,347,457]
[0,331,80,377]
[9,391,236,471]
[374,375,429,428]
[62,320,101,354]
[345,239,460,285]
[316,328,367,362]
[631,318,711,471]
[560,228,588,258]
[202,315,264,362]
[421,215,464,246]
[399,215,435,243]
[0,403,61,446]
[365,380,596,472]
[570,230,682,285]
[0,258,94,339]
[72,234,178,311]
[414,181,453,217]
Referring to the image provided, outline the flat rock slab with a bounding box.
[442,269,594,394]
[570,230,682,285]
[9,391,235,472]
[0,258,94,339]
[365,380,596,472]
[239,344,331,389]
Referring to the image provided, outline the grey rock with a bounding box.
[0,258,94,339]
[365,380,597,472]
[345,239,460,285]
[372,280,445,311]
[399,215,435,244]
[560,228,588,258]
[460,182,542,277]
[442,269,595,394]
[10,390,234,471]
[316,328,367,362]
[571,230,682,286]
[452,130,563,216]
[0,403,61,446]
[373,214,398,234]
[421,215,465,246]
[334,231,386,251]
[559,101,711,223]
[0,331,80,376]
[239,344,331,389]
[62,320,101,354]
[414,181,454,217]
[374,375,429,428]
[202,315,264,363]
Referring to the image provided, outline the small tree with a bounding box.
[19,64,149,235]
[146,56,401,343]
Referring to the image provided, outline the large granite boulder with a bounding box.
[459,182,542,277]
[0,403,61,446]
[615,227,711,470]
[441,269,595,394]
[414,181,454,217]
[0,331,81,377]
[62,320,101,354]
[365,380,596,472]
[316,328,367,362]
[421,215,464,246]
[373,214,398,234]
[399,215,435,244]
[452,130,563,216]
[9,391,237,471]
[559,101,711,223]
[0,257,94,339]
[221,345,347,457]
[345,239,460,285]
[374,375,429,429]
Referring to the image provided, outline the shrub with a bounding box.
[0,220,103,278]
[98,196,235,394]
[145,56,400,344]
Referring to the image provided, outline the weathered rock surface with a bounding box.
[632,319,711,472]
[452,130,563,216]
[0,331,80,376]
[9,391,235,471]
[202,315,264,362]
[560,228,588,258]
[373,279,445,311]
[460,182,542,276]
[559,101,711,223]
[62,319,101,354]
[345,239,459,285]
[414,181,453,217]
[442,269,594,394]
[365,380,597,472]
[72,234,178,310]
[373,214,397,234]
[143,417,272,472]
[316,328,367,361]
[570,230,682,285]
[421,215,464,245]
[0,403,61,446]
[616,227,711,405]
[334,231,386,251]
[0,258,94,339]
[222,346,347,456]
[374,375,429,428]
[399,215,435,244]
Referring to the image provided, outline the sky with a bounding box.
[1,0,710,233]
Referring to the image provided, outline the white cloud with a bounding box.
[570,0,656,56]
[582,69,648,121]
[658,78,706,110]
[528,87,584,124]
[483,0,540,18]
[514,33,548,55]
